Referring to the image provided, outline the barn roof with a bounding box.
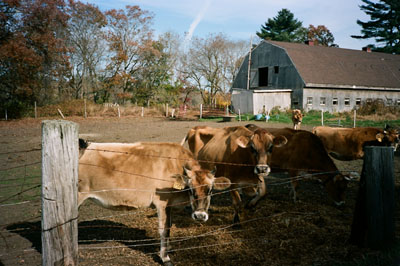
[266,40,400,89]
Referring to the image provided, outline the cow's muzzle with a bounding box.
[254,164,270,175]
[192,211,209,222]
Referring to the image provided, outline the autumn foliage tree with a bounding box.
[307,24,335,46]
[104,5,158,104]
[0,0,70,117]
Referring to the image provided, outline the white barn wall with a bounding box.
[231,89,254,114]
[253,91,291,114]
[303,88,400,112]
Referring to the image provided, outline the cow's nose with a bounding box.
[255,164,270,175]
[192,211,208,222]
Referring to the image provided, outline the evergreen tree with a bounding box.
[256,9,303,42]
[352,0,400,54]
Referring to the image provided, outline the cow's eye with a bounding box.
[268,145,274,153]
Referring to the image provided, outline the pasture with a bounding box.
[0,117,399,265]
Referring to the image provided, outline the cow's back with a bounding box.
[197,127,255,181]
[79,142,193,208]
[268,129,338,172]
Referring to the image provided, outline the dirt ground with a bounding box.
[0,116,399,266]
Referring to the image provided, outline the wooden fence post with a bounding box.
[35,101,37,119]
[84,99,87,119]
[42,120,79,266]
[353,110,356,128]
[321,110,324,126]
[200,104,203,119]
[350,146,395,249]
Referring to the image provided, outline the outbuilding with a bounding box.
[231,40,400,114]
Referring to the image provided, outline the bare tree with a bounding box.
[67,0,107,100]
[183,33,248,105]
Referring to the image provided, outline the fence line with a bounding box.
[0,161,41,173]
[83,147,361,175]
[0,148,41,155]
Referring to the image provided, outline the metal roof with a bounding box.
[266,40,400,89]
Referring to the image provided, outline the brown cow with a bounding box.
[181,126,287,224]
[246,125,351,205]
[312,125,399,160]
[292,109,303,130]
[78,141,230,265]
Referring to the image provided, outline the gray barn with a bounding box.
[231,40,400,114]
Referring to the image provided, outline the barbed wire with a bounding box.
[0,184,41,205]
[0,148,41,155]
[78,212,295,251]
[0,161,41,173]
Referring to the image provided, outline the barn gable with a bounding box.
[231,40,400,114]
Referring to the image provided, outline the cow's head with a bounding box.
[235,128,287,176]
[292,109,303,124]
[323,173,351,206]
[173,167,230,222]
[376,125,399,151]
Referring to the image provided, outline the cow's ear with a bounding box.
[236,135,251,148]
[273,135,287,147]
[213,177,231,190]
[376,132,384,142]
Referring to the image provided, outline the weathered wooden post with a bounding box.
[353,110,356,128]
[42,120,79,266]
[238,109,241,121]
[321,110,324,126]
[350,146,395,249]
[141,107,144,117]
[35,101,37,119]
[200,104,203,119]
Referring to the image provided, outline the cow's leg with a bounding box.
[157,203,173,266]
[230,189,242,225]
[77,192,89,208]
[247,178,266,208]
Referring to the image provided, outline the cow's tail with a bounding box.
[180,134,188,146]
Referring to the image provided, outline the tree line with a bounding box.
[1,0,398,118]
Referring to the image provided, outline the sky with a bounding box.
[86,0,375,51]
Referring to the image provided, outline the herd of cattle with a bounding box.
[77,110,399,265]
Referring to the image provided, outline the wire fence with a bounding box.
[1,145,398,265]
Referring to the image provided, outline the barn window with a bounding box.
[397,99,400,106]
[344,98,350,106]
[274,66,279,74]
[293,97,299,106]
[356,98,361,105]
[307,97,313,105]
[366,98,372,104]
[258,67,269,86]
[332,98,338,105]
[320,97,326,105]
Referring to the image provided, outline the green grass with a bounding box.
[0,164,41,204]
[196,110,399,128]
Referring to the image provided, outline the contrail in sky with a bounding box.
[184,0,212,49]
